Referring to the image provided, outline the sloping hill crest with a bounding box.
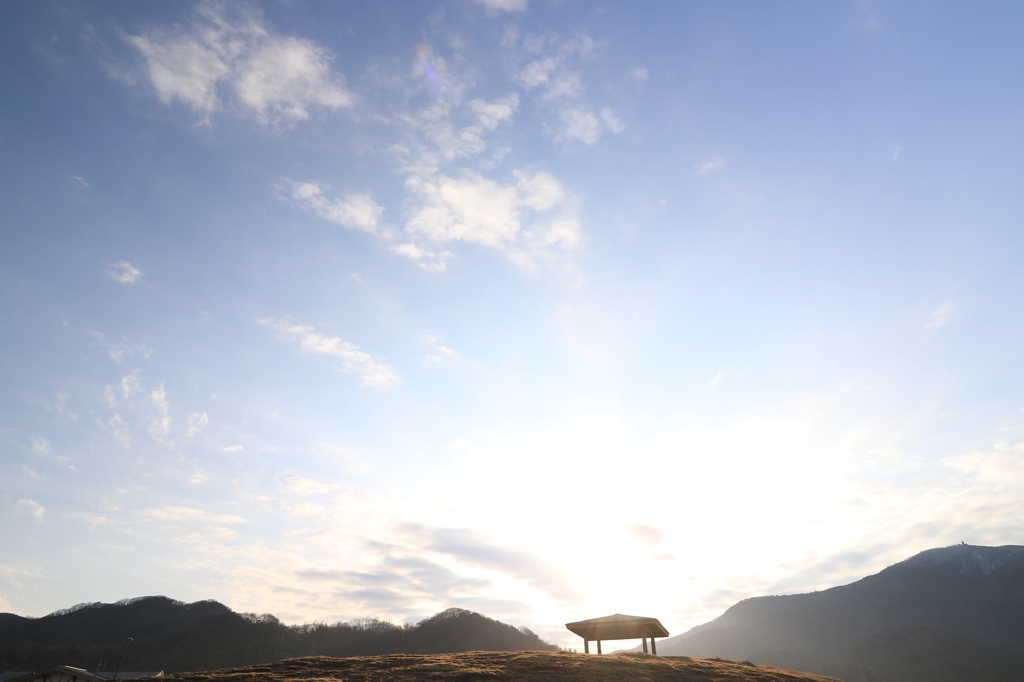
[657,544,1024,682]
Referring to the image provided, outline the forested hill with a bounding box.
[0,598,556,673]
[0,597,231,647]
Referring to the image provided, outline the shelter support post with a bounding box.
[597,640,602,655]
[642,637,648,653]
[651,638,657,656]
[584,640,589,654]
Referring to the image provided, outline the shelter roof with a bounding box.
[565,613,669,640]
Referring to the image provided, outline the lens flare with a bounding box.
[415,42,438,87]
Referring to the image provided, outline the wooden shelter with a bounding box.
[565,614,669,655]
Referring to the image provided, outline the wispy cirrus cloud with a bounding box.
[422,335,456,366]
[281,182,386,235]
[509,31,623,146]
[556,107,623,144]
[925,297,971,334]
[267,32,587,274]
[107,261,141,285]
[125,3,352,126]
[143,505,245,525]
[696,156,725,176]
[403,169,580,271]
[31,437,52,457]
[628,523,666,546]
[148,384,171,440]
[186,411,209,438]
[473,0,528,12]
[288,169,579,273]
[259,318,398,388]
[101,413,132,449]
[91,331,152,364]
[217,517,576,626]
[17,499,46,522]
[400,523,583,605]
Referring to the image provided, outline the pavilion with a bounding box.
[565,614,669,655]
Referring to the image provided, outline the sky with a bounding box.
[2,0,1024,648]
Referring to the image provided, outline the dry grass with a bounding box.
[144,651,841,682]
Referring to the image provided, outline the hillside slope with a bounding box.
[657,544,1024,682]
[148,652,840,682]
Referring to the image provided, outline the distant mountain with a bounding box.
[657,544,1024,682]
[0,597,231,648]
[0,599,555,673]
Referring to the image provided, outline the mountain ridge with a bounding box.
[0,599,555,673]
[657,544,1024,682]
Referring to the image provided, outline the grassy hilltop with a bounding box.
[149,652,840,682]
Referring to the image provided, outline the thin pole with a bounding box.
[597,640,602,655]
[651,637,657,656]
[113,638,133,680]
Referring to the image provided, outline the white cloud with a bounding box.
[518,57,559,89]
[630,67,649,82]
[47,391,78,421]
[709,368,726,386]
[422,335,457,366]
[600,107,625,134]
[186,411,209,438]
[292,166,579,273]
[512,33,598,104]
[926,297,970,333]
[259,318,398,388]
[468,95,519,130]
[401,523,583,605]
[222,445,245,452]
[120,371,141,398]
[70,175,89,188]
[402,169,580,269]
[282,501,327,517]
[268,37,576,274]
[148,384,171,440]
[515,170,566,212]
[556,107,623,145]
[281,476,342,495]
[406,173,520,247]
[557,108,601,145]
[126,3,352,125]
[108,261,141,285]
[103,414,131,448]
[109,341,152,364]
[17,499,46,522]
[284,182,385,234]
[393,92,520,177]
[473,0,528,11]
[93,332,152,364]
[628,523,666,546]
[509,34,620,145]
[696,156,726,175]
[892,144,902,162]
[188,468,209,485]
[31,437,51,457]
[143,505,245,525]
[233,36,352,123]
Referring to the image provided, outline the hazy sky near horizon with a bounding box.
[2,0,1024,646]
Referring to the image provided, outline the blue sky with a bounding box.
[2,0,1024,646]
